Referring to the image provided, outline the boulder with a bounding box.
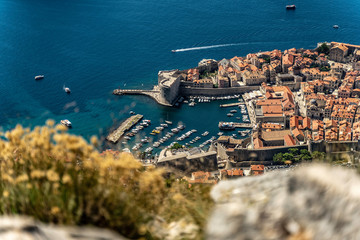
[207,164,360,240]
[0,216,126,240]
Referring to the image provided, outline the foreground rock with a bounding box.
[0,216,126,240]
[207,164,360,240]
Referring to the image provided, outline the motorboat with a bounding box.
[171,50,177,53]
[202,131,209,136]
[64,87,71,93]
[35,75,44,80]
[60,119,72,127]
[286,5,296,9]
[333,25,339,29]
[219,122,235,130]
[227,113,234,117]
[230,109,237,113]
[165,120,173,125]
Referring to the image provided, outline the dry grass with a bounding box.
[0,121,213,239]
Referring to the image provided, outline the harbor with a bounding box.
[106,114,143,143]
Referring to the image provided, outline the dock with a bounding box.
[106,114,143,143]
[219,122,252,129]
[220,102,242,108]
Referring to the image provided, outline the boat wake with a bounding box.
[172,43,248,52]
[171,40,315,53]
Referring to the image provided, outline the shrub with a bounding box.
[0,122,212,239]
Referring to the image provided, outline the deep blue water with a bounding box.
[0,0,359,151]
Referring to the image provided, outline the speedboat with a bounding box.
[171,50,177,53]
[35,75,44,80]
[64,87,71,93]
[60,119,72,127]
[286,5,296,9]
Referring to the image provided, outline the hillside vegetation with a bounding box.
[0,121,212,239]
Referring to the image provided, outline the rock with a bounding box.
[148,217,199,240]
[207,164,360,240]
[0,216,127,240]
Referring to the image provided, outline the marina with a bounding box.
[106,114,143,143]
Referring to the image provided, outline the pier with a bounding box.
[220,102,242,108]
[219,122,252,129]
[106,114,143,143]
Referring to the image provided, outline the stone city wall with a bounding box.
[228,145,309,162]
[180,85,260,97]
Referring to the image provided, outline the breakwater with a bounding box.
[106,114,143,143]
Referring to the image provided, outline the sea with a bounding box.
[0,0,359,152]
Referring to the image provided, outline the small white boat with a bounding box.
[60,119,72,127]
[165,120,173,125]
[189,102,196,107]
[35,75,44,80]
[202,131,209,136]
[333,25,339,29]
[64,87,71,93]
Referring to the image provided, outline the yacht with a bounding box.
[35,75,44,80]
[165,120,173,125]
[230,109,237,113]
[60,119,72,127]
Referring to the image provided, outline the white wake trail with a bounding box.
[172,43,249,52]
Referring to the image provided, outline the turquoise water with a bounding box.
[0,0,359,151]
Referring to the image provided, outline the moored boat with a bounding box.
[60,119,72,127]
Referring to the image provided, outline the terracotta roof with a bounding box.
[284,134,296,146]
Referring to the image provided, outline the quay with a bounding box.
[219,122,252,129]
[106,114,143,143]
[220,102,242,108]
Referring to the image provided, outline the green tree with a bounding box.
[289,148,299,156]
[311,151,326,162]
[273,153,284,162]
[300,149,311,161]
[317,43,330,55]
[283,153,294,161]
[170,142,183,150]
